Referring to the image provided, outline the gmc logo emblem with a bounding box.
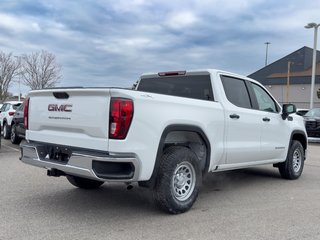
[48,104,73,112]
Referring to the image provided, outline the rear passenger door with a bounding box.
[221,76,262,164]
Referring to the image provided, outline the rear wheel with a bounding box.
[3,122,11,139]
[153,146,202,214]
[10,124,22,144]
[66,175,104,189]
[278,140,304,180]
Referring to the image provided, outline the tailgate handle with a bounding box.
[53,92,69,99]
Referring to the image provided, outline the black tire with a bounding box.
[66,175,104,189]
[3,122,11,139]
[278,140,304,180]
[153,146,202,214]
[10,124,22,144]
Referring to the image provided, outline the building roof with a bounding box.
[248,46,320,85]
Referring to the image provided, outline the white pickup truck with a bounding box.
[20,69,307,214]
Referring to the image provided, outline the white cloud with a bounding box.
[166,11,199,29]
[0,13,41,33]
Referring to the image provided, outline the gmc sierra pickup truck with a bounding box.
[20,69,307,214]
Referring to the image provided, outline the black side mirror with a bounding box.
[282,104,296,120]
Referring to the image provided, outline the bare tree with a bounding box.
[21,50,62,90]
[0,51,21,102]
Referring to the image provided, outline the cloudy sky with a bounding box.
[0,0,320,95]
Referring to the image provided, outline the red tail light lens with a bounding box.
[8,112,15,116]
[24,97,30,129]
[109,98,133,139]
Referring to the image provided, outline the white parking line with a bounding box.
[1,143,20,152]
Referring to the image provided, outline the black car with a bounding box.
[304,108,320,138]
[10,103,25,144]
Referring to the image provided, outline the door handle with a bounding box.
[229,114,240,119]
[263,117,270,122]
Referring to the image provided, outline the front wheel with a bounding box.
[153,146,202,214]
[278,140,304,180]
[66,175,104,189]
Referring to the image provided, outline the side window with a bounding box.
[221,76,252,109]
[251,83,278,113]
[0,104,6,112]
[5,104,10,111]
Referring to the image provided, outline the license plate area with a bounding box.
[44,146,72,164]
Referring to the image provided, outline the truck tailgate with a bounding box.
[27,89,111,151]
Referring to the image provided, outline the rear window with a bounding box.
[12,103,22,110]
[137,75,214,101]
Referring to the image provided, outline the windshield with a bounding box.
[305,108,320,117]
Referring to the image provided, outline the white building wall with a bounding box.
[265,83,320,109]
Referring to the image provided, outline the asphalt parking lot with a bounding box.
[1,138,320,240]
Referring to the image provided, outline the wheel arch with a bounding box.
[290,130,307,159]
[139,124,211,188]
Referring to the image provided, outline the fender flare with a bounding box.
[288,130,307,160]
[139,124,211,188]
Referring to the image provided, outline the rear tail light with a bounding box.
[8,112,15,116]
[24,97,30,129]
[109,98,133,139]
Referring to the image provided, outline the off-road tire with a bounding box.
[3,122,11,139]
[66,175,104,189]
[153,146,202,214]
[10,124,22,144]
[278,140,304,180]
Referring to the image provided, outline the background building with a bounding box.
[248,46,320,109]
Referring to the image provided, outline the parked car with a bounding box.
[10,102,25,144]
[296,108,309,116]
[0,101,23,139]
[303,108,320,138]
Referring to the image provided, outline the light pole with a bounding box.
[14,56,21,101]
[305,22,320,109]
[265,42,271,66]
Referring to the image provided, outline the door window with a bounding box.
[221,76,252,109]
[251,83,278,113]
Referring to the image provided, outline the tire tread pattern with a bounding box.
[153,146,202,214]
[278,140,304,180]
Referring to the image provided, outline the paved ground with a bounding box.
[1,138,320,240]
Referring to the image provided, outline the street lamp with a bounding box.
[305,22,320,109]
[264,42,271,66]
[14,56,21,101]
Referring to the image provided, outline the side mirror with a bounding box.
[282,104,296,120]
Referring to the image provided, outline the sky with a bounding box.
[0,0,320,96]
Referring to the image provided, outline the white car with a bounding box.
[0,101,23,139]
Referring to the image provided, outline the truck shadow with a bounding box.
[22,166,284,217]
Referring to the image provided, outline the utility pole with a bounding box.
[286,61,292,103]
[265,42,271,66]
[305,22,320,109]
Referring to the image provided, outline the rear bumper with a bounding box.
[20,141,141,182]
